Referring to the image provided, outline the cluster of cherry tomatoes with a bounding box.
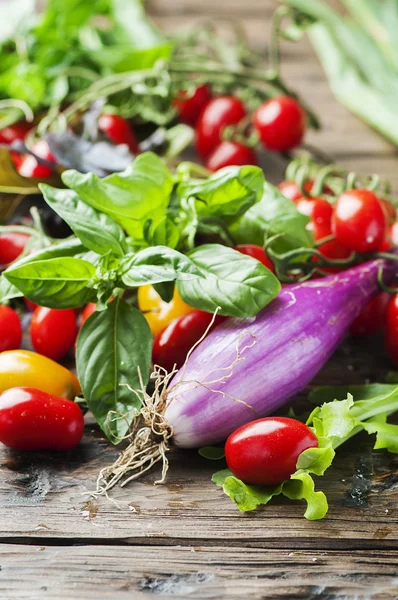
[174,86,306,170]
[278,176,398,360]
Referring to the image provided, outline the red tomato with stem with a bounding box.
[174,85,211,126]
[206,141,257,171]
[225,417,318,486]
[332,189,387,253]
[0,121,31,144]
[30,307,77,361]
[195,96,246,159]
[0,230,30,268]
[253,96,306,152]
[0,306,22,352]
[98,113,139,154]
[350,293,390,336]
[235,244,275,273]
[152,310,226,372]
[385,295,398,367]
[0,387,84,451]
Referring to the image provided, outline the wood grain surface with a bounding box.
[1,1,398,598]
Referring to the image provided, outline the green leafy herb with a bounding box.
[178,244,281,317]
[231,182,314,253]
[4,257,96,308]
[62,153,174,242]
[40,184,127,257]
[76,298,152,440]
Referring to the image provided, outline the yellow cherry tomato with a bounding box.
[0,350,81,399]
[137,285,194,337]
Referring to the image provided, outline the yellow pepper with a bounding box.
[138,285,195,337]
[0,350,81,399]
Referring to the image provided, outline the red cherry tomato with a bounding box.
[0,230,30,268]
[17,140,55,179]
[385,295,398,367]
[0,121,31,144]
[98,113,139,154]
[235,244,275,273]
[195,96,246,159]
[0,306,22,352]
[350,293,389,337]
[225,417,318,486]
[0,387,84,451]
[30,307,77,361]
[173,85,212,126]
[81,302,96,326]
[332,189,387,253]
[206,141,257,171]
[152,310,225,372]
[253,96,306,152]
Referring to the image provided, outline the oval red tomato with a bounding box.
[332,189,387,253]
[174,85,212,126]
[0,387,84,451]
[206,141,257,171]
[30,307,77,361]
[152,310,225,372]
[0,305,22,352]
[98,113,139,154]
[0,231,30,269]
[235,244,275,273]
[225,417,318,486]
[195,96,246,159]
[253,96,306,152]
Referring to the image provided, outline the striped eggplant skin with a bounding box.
[165,258,396,448]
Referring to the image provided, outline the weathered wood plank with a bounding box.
[0,338,397,549]
[0,544,397,599]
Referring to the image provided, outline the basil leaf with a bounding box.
[144,216,180,249]
[231,182,314,253]
[4,257,96,308]
[153,281,174,303]
[177,244,281,317]
[62,152,173,242]
[177,165,264,224]
[0,277,23,304]
[76,298,152,441]
[89,43,172,73]
[120,246,201,286]
[0,237,87,303]
[40,184,127,257]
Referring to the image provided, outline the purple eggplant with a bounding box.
[165,257,397,447]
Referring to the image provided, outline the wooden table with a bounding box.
[1,1,398,598]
